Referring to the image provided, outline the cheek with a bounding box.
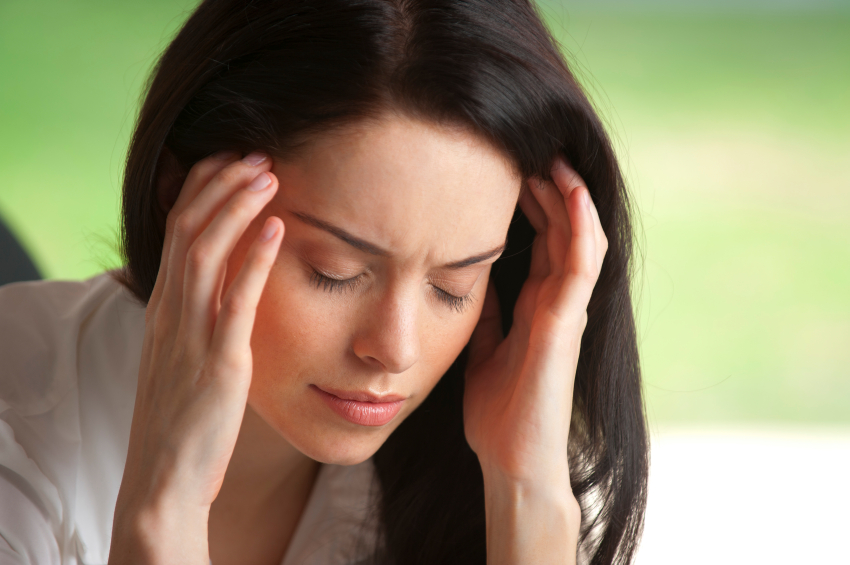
[242,245,486,404]
[250,259,349,384]
[418,293,486,389]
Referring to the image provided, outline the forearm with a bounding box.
[482,467,581,565]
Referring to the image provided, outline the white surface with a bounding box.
[635,428,850,565]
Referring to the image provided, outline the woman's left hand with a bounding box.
[463,156,608,492]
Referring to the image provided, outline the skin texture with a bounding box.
[241,116,520,466]
[109,113,606,565]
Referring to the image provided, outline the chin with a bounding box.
[291,427,388,466]
[249,391,402,466]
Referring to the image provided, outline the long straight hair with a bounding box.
[117,1,648,563]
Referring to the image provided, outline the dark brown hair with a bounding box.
[117,1,648,563]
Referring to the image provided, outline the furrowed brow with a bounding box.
[442,244,506,269]
[293,212,389,256]
[294,211,505,268]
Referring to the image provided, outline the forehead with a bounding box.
[270,115,521,260]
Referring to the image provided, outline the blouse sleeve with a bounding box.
[0,433,62,564]
[0,274,142,565]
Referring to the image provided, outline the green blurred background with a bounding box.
[1,0,848,427]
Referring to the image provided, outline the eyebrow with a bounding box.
[442,244,506,269]
[292,211,506,269]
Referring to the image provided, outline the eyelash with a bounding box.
[431,286,474,314]
[309,270,362,293]
[309,270,474,313]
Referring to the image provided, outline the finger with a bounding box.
[150,150,240,311]
[181,172,279,338]
[545,155,591,282]
[466,280,503,371]
[519,185,549,280]
[210,216,284,376]
[587,195,609,271]
[552,156,605,270]
[529,174,570,278]
[161,153,272,319]
[550,156,587,200]
[519,187,550,281]
[528,229,550,282]
[552,185,599,319]
[519,180,547,233]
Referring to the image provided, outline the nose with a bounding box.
[351,289,421,374]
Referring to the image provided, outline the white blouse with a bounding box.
[0,273,379,565]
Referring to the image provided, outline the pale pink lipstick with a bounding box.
[311,385,404,426]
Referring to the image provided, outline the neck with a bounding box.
[220,404,320,504]
[208,404,321,565]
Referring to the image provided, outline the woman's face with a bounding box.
[226,115,520,465]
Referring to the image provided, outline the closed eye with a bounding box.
[431,285,474,314]
[310,270,362,293]
[310,269,474,314]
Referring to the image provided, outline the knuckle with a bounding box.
[582,266,599,283]
[253,248,276,271]
[568,262,598,284]
[152,305,173,337]
[221,295,252,319]
[217,164,247,187]
[172,212,195,241]
[214,351,250,374]
[185,242,213,272]
[225,198,253,222]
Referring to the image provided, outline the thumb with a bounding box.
[467,280,503,370]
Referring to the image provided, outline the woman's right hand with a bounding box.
[109,151,284,565]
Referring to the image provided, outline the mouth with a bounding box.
[311,385,405,426]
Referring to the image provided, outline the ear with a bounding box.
[155,146,187,215]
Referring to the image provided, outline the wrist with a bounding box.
[479,453,571,491]
[481,465,579,519]
[481,466,582,565]
[110,490,210,565]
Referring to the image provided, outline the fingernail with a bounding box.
[247,172,272,192]
[213,149,239,161]
[243,152,268,166]
[259,219,278,241]
[583,189,591,209]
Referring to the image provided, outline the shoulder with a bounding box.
[0,272,139,415]
[0,271,146,564]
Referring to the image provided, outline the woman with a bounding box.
[0,0,648,564]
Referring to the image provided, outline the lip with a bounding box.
[311,385,405,426]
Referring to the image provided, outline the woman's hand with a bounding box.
[463,157,607,563]
[109,151,283,565]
